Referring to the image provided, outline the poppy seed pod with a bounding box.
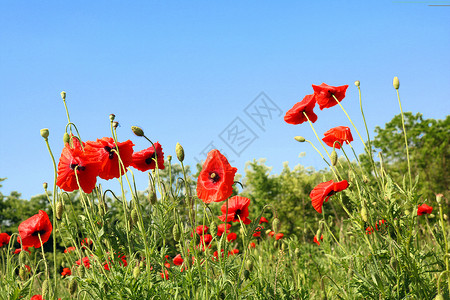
[56,199,64,220]
[112,121,119,128]
[43,182,48,190]
[109,114,115,121]
[294,136,306,142]
[354,80,360,87]
[272,218,281,234]
[330,150,338,166]
[131,126,144,137]
[167,155,172,162]
[40,128,49,139]
[61,91,66,100]
[393,77,400,89]
[436,193,443,204]
[69,279,78,295]
[176,142,185,162]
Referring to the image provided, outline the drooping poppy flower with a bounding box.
[313,235,324,245]
[61,267,72,277]
[249,242,256,248]
[0,233,10,247]
[268,231,275,237]
[217,223,231,236]
[131,142,165,171]
[76,256,91,269]
[417,204,433,216]
[259,217,269,224]
[64,246,76,253]
[275,233,284,240]
[197,149,237,203]
[227,232,237,242]
[173,254,184,266]
[18,210,52,248]
[322,126,353,149]
[284,94,318,125]
[310,180,349,214]
[160,269,169,280]
[56,142,102,194]
[164,262,171,269]
[312,83,349,110]
[84,137,135,180]
[196,225,209,236]
[218,196,252,225]
[14,246,31,254]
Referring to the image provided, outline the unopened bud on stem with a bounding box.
[40,128,49,140]
[393,77,400,89]
[354,80,360,87]
[131,126,144,137]
[294,136,306,142]
[109,114,115,121]
[61,91,66,100]
[176,143,185,162]
[330,150,338,166]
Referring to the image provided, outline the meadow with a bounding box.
[0,78,448,300]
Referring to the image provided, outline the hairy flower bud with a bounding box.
[245,259,253,271]
[209,221,217,237]
[173,224,181,242]
[176,142,185,162]
[393,77,400,89]
[133,265,140,279]
[19,267,27,280]
[354,80,360,87]
[272,218,281,234]
[131,126,144,137]
[294,136,306,142]
[19,251,27,265]
[244,269,250,280]
[40,128,49,140]
[61,91,66,100]
[330,150,338,166]
[42,279,49,297]
[56,199,64,220]
[69,279,78,295]
[131,208,138,227]
[361,206,368,223]
[63,132,70,144]
[77,266,85,277]
[149,189,157,205]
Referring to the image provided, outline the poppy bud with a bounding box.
[42,279,49,297]
[361,206,368,223]
[43,182,48,190]
[281,242,286,251]
[354,80,360,87]
[393,77,400,89]
[62,133,70,145]
[131,126,144,137]
[272,218,281,234]
[330,150,338,166]
[19,251,27,265]
[240,227,245,237]
[294,136,306,142]
[444,214,448,221]
[273,241,278,248]
[167,155,172,162]
[429,214,435,219]
[40,128,49,140]
[109,114,115,121]
[243,270,250,280]
[173,224,181,242]
[133,265,140,279]
[61,91,66,100]
[77,266,85,277]
[69,279,78,295]
[149,189,157,205]
[436,193,443,204]
[176,143,185,162]
[265,229,272,235]
[131,208,139,227]
[112,121,119,128]
[56,199,64,220]
[316,223,324,239]
[19,267,27,280]
[209,221,217,237]
[245,259,253,271]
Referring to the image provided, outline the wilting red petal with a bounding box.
[417,204,433,216]
[322,126,354,149]
[310,180,349,213]
[18,210,52,248]
[259,217,269,224]
[284,94,318,125]
[226,232,237,242]
[197,150,237,203]
[313,235,323,245]
[312,83,349,110]
[131,142,165,171]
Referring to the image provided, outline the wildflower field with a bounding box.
[0,78,449,300]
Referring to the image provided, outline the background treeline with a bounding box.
[1,112,448,247]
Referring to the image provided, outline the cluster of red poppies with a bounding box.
[56,136,164,194]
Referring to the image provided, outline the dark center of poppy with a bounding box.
[326,191,336,197]
[233,209,242,221]
[70,164,85,171]
[104,146,117,159]
[31,230,48,236]
[145,152,157,165]
[209,172,220,183]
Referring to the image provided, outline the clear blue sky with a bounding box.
[1,1,449,200]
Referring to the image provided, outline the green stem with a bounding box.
[63,99,72,135]
[395,89,412,191]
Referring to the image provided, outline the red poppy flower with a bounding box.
[268,231,275,237]
[312,83,349,110]
[196,225,209,236]
[18,210,52,248]
[199,234,213,250]
[365,226,374,235]
[56,142,102,194]
[64,246,76,253]
[322,126,353,149]
[0,233,10,247]
[259,217,269,224]
[275,233,284,240]
[253,231,261,237]
[131,142,165,171]
[313,235,323,245]
[14,246,31,254]
[81,238,93,247]
[84,137,134,180]
[417,204,433,216]
[228,249,239,256]
[160,269,169,280]
[217,223,231,236]
[310,180,349,214]
[61,267,72,277]
[218,196,252,225]
[76,256,91,269]
[197,149,237,203]
[173,254,184,266]
[375,219,387,231]
[249,242,256,248]
[284,94,318,125]
[30,296,43,300]
[214,249,225,260]
[227,232,237,242]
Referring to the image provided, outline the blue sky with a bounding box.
[0,1,449,200]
